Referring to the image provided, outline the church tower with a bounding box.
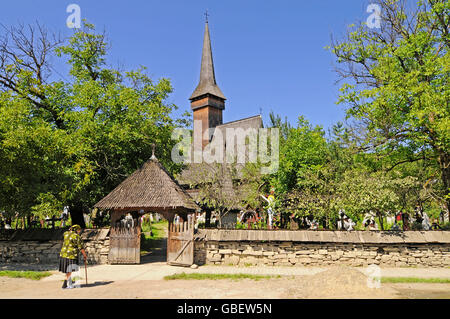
[190,19,226,150]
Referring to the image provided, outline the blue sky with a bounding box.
[0,0,376,131]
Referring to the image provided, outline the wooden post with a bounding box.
[205,210,211,228]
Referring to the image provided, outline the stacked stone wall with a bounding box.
[194,230,450,268]
[0,229,110,265]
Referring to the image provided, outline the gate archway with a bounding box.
[94,146,200,266]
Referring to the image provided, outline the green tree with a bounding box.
[0,21,186,225]
[182,163,244,227]
[273,116,328,193]
[330,0,450,210]
[335,169,401,230]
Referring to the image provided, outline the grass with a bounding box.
[0,270,52,281]
[141,220,168,255]
[381,277,450,284]
[163,272,281,281]
[142,220,168,239]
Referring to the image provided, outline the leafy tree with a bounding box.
[330,0,450,210]
[0,21,186,225]
[182,163,244,227]
[335,169,401,230]
[32,193,63,220]
[273,116,328,193]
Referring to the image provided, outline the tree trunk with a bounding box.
[217,211,224,228]
[377,211,384,230]
[205,210,211,228]
[69,203,86,228]
[438,152,450,211]
[322,216,328,230]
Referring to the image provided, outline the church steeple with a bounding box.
[190,17,226,150]
[190,20,226,104]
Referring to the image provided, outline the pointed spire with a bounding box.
[190,19,226,101]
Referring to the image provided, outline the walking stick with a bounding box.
[84,259,88,286]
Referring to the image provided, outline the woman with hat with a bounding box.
[59,224,87,289]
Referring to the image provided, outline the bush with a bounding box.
[387,221,403,230]
[411,221,423,230]
[236,221,246,230]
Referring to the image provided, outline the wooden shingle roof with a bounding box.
[95,156,200,213]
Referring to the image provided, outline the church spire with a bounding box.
[189,19,226,101]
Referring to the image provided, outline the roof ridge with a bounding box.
[216,115,262,127]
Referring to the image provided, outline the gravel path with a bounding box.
[2,262,450,281]
[1,262,449,299]
[2,223,449,299]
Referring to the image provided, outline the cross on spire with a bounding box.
[151,143,156,160]
[205,10,209,23]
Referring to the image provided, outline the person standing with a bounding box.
[59,225,87,289]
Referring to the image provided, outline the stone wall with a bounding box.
[194,230,450,268]
[78,229,110,265]
[0,240,62,264]
[0,228,110,265]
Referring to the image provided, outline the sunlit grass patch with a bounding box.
[141,220,168,254]
[141,220,168,239]
[0,270,52,281]
[164,272,281,281]
[381,277,450,284]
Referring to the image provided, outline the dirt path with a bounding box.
[1,264,449,299]
[2,225,449,299]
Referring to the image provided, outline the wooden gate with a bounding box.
[167,215,194,266]
[108,218,141,264]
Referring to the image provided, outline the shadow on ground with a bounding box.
[393,286,450,299]
[140,238,167,264]
[81,281,114,288]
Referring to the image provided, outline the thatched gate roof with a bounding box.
[94,155,200,214]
